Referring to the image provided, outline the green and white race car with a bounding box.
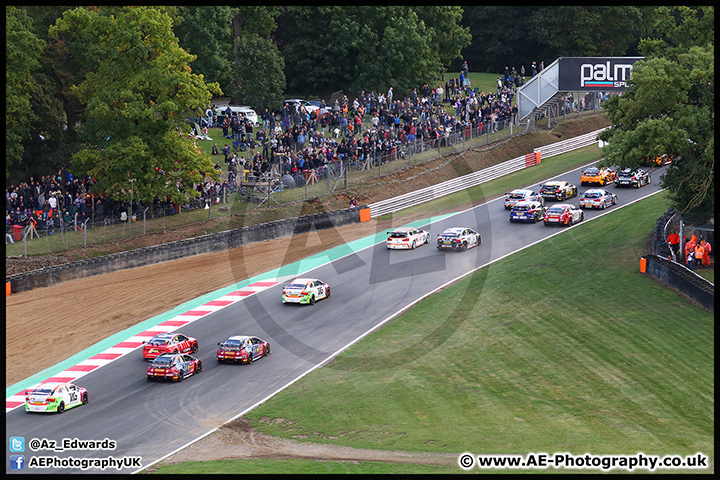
[281,278,331,305]
[25,382,89,413]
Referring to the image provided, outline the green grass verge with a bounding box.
[152,191,713,473]
[694,267,714,284]
[147,458,462,475]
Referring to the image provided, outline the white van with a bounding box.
[218,105,259,126]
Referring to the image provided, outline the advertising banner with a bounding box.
[558,57,644,91]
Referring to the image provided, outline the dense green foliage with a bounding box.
[459,6,654,73]
[49,6,222,204]
[598,6,714,223]
[232,33,286,111]
[5,6,44,177]
[174,6,235,96]
[278,6,470,96]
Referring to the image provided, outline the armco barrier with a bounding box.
[8,206,363,294]
[533,129,606,159]
[642,255,714,313]
[368,127,609,218]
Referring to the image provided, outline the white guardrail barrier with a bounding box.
[368,127,609,218]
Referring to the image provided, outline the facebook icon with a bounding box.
[10,454,25,470]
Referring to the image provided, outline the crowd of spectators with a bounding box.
[7,61,545,243]
[209,64,530,194]
[6,171,98,242]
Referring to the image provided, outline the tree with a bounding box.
[414,6,471,70]
[231,33,286,111]
[49,6,222,205]
[11,6,87,186]
[278,6,361,95]
[527,6,651,58]
[459,6,654,74]
[174,6,235,97]
[278,6,470,97]
[6,6,45,178]
[598,6,714,224]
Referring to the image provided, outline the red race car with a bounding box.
[216,335,271,364]
[146,353,202,382]
[142,332,199,360]
[543,203,584,226]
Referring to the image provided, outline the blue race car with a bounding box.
[509,200,546,223]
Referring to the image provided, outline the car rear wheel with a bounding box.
[82,393,89,405]
[176,371,184,382]
[57,401,65,414]
[247,353,254,364]
[411,240,416,249]
[309,295,316,305]
[567,217,573,226]
[462,241,468,250]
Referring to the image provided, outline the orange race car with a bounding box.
[641,154,674,166]
[580,167,616,186]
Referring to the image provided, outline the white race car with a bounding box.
[504,189,544,209]
[282,278,331,305]
[25,382,89,413]
[386,226,431,249]
[436,227,481,251]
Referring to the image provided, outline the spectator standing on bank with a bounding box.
[238,119,246,144]
[685,248,695,270]
[339,114,349,138]
[262,108,270,132]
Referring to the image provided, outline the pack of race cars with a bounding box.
[505,165,647,226]
[25,332,276,412]
[25,163,648,413]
